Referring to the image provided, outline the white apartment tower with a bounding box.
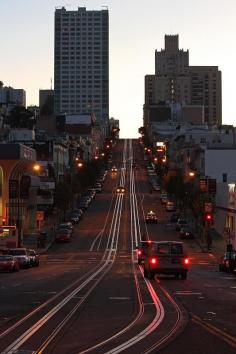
[54,7,109,124]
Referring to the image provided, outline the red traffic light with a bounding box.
[204,213,213,222]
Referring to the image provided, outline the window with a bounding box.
[171,243,183,255]
[155,243,169,255]
[223,173,227,183]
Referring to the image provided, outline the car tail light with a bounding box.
[137,250,142,255]
[184,258,190,265]
[150,257,158,265]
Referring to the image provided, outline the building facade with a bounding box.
[54,6,109,125]
[144,35,222,127]
[0,82,26,107]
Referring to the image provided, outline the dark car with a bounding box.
[77,200,89,210]
[179,226,194,239]
[28,249,40,267]
[57,222,73,233]
[175,218,188,231]
[69,213,80,224]
[137,240,153,264]
[143,241,189,279]
[145,211,158,223]
[55,229,72,242]
[0,255,20,272]
[219,251,236,272]
[170,213,181,223]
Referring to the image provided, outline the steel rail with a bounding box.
[1,141,128,354]
[141,281,187,354]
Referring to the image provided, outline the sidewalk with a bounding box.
[194,228,227,260]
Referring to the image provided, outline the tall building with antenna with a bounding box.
[54,6,109,125]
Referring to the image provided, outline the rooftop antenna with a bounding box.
[102,6,108,9]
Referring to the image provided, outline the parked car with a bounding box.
[93,185,102,193]
[6,248,31,269]
[165,201,176,212]
[86,189,96,198]
[69,213,80,224]
[77,200,90,210]
[57,222,73,232]
[145,211,158,223]
[116,186,125,194]
[170,213,181,223]
[179,226,194,239]
[161,193,168,204]
[72,209,83,219]
[137,240,153,264]
[0,255,20,272]
[55,229,72,242]
[175,218,188,231]
[143,241,189,279]
[153,184,161,191]
[28,249,40,267]
[219,251,236,272]
[80,196,92,205]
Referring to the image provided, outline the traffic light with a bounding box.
[204,213,213,225]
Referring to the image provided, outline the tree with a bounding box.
[6,106,35,129]
[54,182,72,220]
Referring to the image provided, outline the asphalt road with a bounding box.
[0,139,235,354]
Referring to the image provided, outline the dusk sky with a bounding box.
[1,0,236,138]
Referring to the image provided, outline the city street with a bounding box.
[0,139,235,354]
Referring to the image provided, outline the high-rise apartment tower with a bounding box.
[54,7,109,124]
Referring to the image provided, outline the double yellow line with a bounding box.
[192,314,236,348]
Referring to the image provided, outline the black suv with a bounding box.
[219,251,236,273]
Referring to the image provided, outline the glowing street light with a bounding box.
[188,171,196,178]
[77,162,83,168]
[33,163,41,172]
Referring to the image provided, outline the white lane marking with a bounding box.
[109,297,131,300]
[174,291,202,296]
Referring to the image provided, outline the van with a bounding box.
[143,241,189,279]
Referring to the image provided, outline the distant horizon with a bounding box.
[1,0,235,138]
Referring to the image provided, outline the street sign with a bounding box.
[204,202,213,212]
[37,211,44,221]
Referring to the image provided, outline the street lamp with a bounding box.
[188,171,196,178]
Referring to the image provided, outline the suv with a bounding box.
[7,248,31,268]
[136,240,152,264]
[143,241,189,279]
[219,251,236,272]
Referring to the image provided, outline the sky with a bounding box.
[1,0,236,138]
